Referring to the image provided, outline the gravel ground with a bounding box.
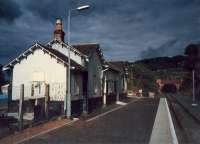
[167,95,200,144]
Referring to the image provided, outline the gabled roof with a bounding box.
[46,39,88,58]
[46,40,104,63]
[107,61,129,73]
[72,43,104,63]
[72,44,99,56]
[105,61,121,73]
[3,42,85,71]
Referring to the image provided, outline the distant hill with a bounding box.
[134,55,187,71]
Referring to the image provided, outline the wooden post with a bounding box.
[19,84,24,131]
[82,93,88,115]
[7,84,11,112]
[116,76,120,102]
[103,75,107,106]
[45,84,49,120]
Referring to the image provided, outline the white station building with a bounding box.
[3,19,128,117]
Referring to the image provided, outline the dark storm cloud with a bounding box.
[0,10,53,64]
[0,0,22,23]
[22,0,78,23]
[1,0,200,64]
[140,39,180,59]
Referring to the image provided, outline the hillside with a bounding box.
[134,55,186,71]
[128,55,187,93]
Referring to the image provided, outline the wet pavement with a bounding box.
[21,98,159,144]
[0,118,72,144]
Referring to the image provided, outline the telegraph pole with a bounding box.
[192,70,198,106]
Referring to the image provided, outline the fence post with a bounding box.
[45,84,49,120]
[7,84,12,112]
[116,76,120,102]
[19,84,24,131]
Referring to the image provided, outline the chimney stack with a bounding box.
[53,18,65,42]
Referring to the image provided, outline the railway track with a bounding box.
[166,94,200,144]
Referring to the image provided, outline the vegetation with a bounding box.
[134,55,186,71]
[182,44,200,97]
[128,63,157,93]
[128,55,187,94]
[127,44,199,97]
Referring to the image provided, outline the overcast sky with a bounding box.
[0,0,200,64]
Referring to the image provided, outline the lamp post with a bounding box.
[64,5,90,118]
[101,65,109,107]
[192,69,198,106]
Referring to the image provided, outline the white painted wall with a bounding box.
[106,71,118,81]
[105,71,119,94]
[51,43,85,66]
[12,49,67,101]
[119,76,124,93]
[104,71,126,95]
[71,72,83,101]
[119,75,128,94]
[88,52,102,98]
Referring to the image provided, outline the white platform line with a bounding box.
[116,101,127,106]
[17,119,79,144]
[165,98,179,144]
[149,98,178,144]
[86,99,138,122]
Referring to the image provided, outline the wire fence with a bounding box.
[3,82,71,132]
[12,83,66,101]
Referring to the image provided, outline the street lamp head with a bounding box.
[104,64,109,68]
[77,5,90,11]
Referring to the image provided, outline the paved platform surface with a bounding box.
[80,97,135,121]
[0,97,135,144]
[21,98,159,144]
[0,118,72,144]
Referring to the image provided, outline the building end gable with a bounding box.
[3,42,85,71]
